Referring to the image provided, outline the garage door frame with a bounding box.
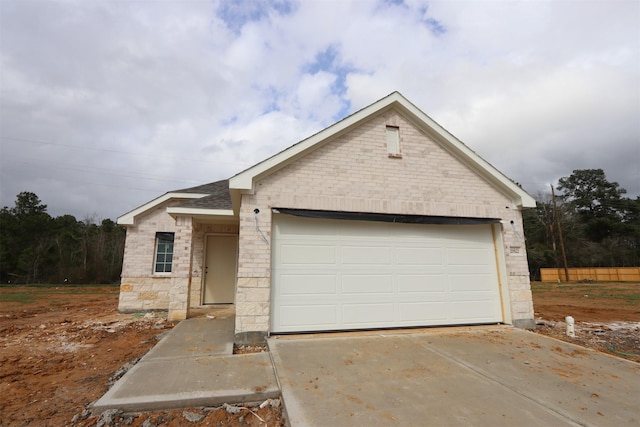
[270,211,511,333]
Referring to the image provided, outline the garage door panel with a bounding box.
[448,274,495,291]
[342,275,393,294]
[276,216,337,236]
[396,247,443,265]
[451,300,501,321]
[449,263,494,273]
[447,248,494,265]
[389,223,437,238]
[279,275,337,295]
[447,266,494,276]
[397,275,447,292]
[449,290,499,301]
[272,215,503,333]
[399,302,449,322]
[280,244,336,265]
[444,226,490,244]
[396,289,450,304]
[338,221,389,237]
[343,303,395,325]
[278,305,337,329]
[342,246,392,265]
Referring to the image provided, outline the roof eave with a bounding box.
[393,96,537,209]
[229,92,402,192]
[166,207,238,224]
[117,193,207,226]
[228,91,536,210]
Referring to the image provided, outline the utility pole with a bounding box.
[551,184,570,282]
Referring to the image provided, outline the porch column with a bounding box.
[168,215,194,321]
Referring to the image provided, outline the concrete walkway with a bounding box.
[92,313,279,413]
[269,327,640,427]
[94,319,639,427]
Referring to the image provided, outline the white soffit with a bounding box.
[167,207,238,224]
[165,207,234,216]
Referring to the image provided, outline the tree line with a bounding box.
[1,169,638,284]
[523,169,640,280]
[0,192,125,284]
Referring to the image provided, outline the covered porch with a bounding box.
[166,211,239,321]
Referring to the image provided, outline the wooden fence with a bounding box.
[540,267,640,282]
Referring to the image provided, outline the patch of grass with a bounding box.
[532,281,640,308]
[609,293,640,301]
[1,283,119,288]
[0,285,120,308]
[557,284,590,290]
[531,282,553,291]
[40,289,119,295]
[0,291,36,304]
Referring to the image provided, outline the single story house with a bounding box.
[117,92,537,344]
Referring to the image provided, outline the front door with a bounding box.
[203,235,237,304]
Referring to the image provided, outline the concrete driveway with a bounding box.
[269,327,639,426]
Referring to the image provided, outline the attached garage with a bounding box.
[271,212,505,333]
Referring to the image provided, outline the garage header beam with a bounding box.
[273,208,500,225]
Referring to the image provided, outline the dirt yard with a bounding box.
[1,282,638,426]
[531,281,640,363]
[0,285,284,427]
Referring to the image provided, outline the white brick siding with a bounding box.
[119,201,179,313]
[119,199,238,318]
[236,110,534,333]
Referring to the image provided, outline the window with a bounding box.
[386,126,401,157]
[154,232,174,273]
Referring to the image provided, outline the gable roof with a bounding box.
[172,180,230,198]
[173,180,232,210]
[117,179,232,225]
[229,91,536,209]
[118,92,535,225]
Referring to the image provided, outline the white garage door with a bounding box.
[271,214,503,333]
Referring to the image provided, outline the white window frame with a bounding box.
[154,232,174,274]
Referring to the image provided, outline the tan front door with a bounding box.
[203,235,238,304]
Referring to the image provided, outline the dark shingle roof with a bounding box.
[172,180,228,194]
[172,179,231,210]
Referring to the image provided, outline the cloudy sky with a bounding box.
[1,0,638,221]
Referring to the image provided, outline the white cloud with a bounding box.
[1,0,638,220]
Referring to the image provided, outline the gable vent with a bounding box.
[386,126,401,157]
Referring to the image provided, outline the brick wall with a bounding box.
[119,202,178,313]
[236,110,534,334]
[119,200,239,318]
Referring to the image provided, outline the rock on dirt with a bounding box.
[535,319,640,363]
[0,285,285,427]
[182,411,205,423]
